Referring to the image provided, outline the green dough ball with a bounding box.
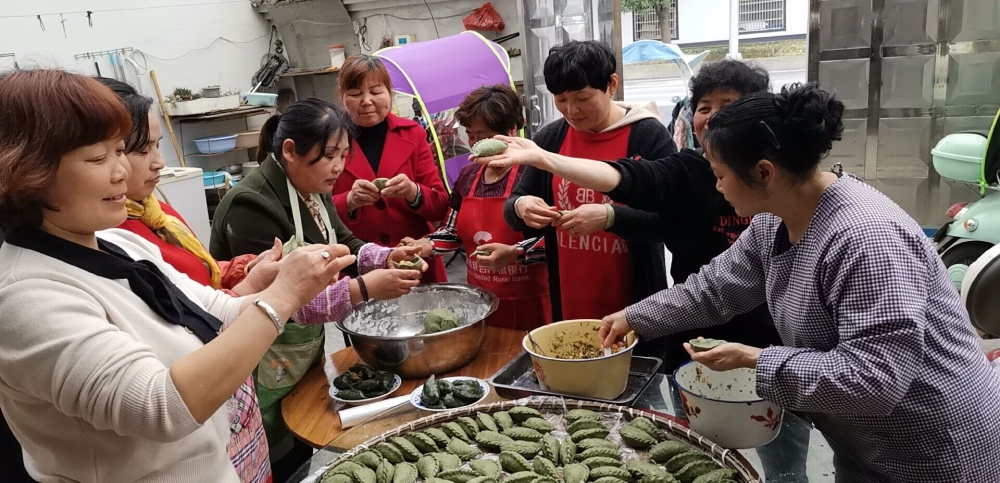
[424,309,460,334]
[373,178,390,191]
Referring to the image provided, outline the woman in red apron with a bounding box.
[405,86,550,330]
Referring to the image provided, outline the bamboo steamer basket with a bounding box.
[311,398,762,483]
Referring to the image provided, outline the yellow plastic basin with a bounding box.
[522,320,637,400]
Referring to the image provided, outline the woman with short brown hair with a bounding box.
[334,55,451,282]
[404,85,551,330]
[0,69,353,482]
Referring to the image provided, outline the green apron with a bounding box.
[255,174,338,447]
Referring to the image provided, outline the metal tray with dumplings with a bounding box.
[488,351,662,405]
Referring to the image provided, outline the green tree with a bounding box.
[621,0,674,43]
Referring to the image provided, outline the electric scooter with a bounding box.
[932,108,1000,291]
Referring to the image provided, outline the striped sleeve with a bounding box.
[515,236,546,265]
[427,207,462,254]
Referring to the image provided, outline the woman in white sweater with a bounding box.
[0,70,356,482]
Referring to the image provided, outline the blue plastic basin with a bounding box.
[194,134,238,155]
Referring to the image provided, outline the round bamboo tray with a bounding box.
[314,398,762,483]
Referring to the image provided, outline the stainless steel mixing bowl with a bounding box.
[335,283,499,378]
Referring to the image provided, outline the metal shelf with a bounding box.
[279,66,340,78]
[185,147,250,158]
[173,106,272,124]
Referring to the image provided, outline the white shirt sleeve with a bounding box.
[0,278,202,443]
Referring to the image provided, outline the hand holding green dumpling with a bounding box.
[688,338,727,352]
[282,234,310,256]
[471,138,508,157]
[394,257,423,270]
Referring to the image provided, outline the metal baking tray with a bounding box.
[487,352,663,406]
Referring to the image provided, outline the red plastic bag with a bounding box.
[463,2,505,32]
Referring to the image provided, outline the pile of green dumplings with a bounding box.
[419,375,486,409]
[320,408,738,483]
[332,364,398,401]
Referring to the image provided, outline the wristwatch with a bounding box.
[253,298,286,335]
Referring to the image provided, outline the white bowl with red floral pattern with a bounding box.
[673,361,783,449]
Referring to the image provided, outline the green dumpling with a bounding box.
[373,178,390,191]
[688,338,726,352]
[394,257,423,270]
[471,138,508,157]
[282,234,309,256]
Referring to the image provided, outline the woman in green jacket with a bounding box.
[210,98,424,474]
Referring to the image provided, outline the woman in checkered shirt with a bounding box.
[600,84,1000,482]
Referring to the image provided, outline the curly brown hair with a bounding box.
[0,70,131,230]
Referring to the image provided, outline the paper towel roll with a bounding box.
[338,396,411,429]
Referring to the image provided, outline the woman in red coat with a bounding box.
[334,55,450,283]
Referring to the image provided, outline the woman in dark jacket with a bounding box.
[504,41,675,327]
[494,60,782,371]
[483,61,807,482]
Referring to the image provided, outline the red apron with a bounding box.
[551,173,633,320]
[551,126,634,320]
[456,165,551,330]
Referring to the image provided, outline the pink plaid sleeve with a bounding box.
[292,244,391,324]
[358,242,391,274]
[293,277,354,324]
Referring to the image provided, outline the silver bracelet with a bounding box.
[252,298,286,335]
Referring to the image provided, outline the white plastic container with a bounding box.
[330,44,346,69]
[241,161,260,177]
[245,92,278,107]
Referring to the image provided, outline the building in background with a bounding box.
[621,0,807,48]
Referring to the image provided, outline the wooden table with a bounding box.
[282,326,525,448]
